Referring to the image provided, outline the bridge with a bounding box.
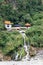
[11,27,30,30]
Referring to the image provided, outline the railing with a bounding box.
[11,27,30,30]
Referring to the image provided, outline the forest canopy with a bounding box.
[0,0,43,26]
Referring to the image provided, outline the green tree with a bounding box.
[22,14,33,24]
[0,30,24,55]
[26,24,43,47]
[0,16,4,30]
[0,0,4,2]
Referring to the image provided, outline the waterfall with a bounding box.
[19,30,30,61]
[15,53,19,60]
[15,30,30,61]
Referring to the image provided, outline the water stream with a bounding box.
[15,53,19,60]
[19,30,30,61]
[15,30,43,61]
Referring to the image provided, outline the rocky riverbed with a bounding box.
[34,48,43,60]
[0,59,43,65]
[0,49,43,65]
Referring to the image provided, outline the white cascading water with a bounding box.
[19,30,30,61]
[15,53,19,60]
[15,30,30,61]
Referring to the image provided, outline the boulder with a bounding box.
[29,46,37,56]
[3,56,11,61]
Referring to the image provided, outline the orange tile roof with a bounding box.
[25,23,31,27]
[4,21,11,24]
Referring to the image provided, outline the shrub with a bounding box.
[0,30,24,55]
[26,26,43,47]
[0,16,4,30]
[18,48,26,58]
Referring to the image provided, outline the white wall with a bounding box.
[5,24,12,30]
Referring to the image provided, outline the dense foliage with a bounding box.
[0,0,43,27]
[0,0,43,60]
[0,30,24,55]
[0,16,4,30]
[26,26,43,47]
